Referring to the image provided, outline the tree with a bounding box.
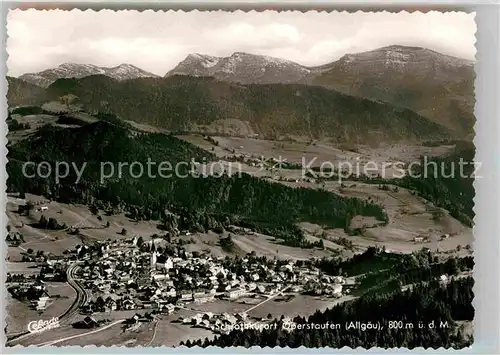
[60,94,78,111]
[120,228,127,236]
[136,236,144,248]
[162,211,179,236]
[89,205,99,215]
[24,201,34,216]
[95,296,105,312]
[27,248,33,254]
[39,215,48,228]
[47,217,60,230]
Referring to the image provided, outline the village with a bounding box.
[7,230,350,338]
[77,234,349,333]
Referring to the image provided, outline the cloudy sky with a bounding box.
[7,10,476,77]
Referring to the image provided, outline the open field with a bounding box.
[179,135,456,177]
[149,316,214,347]
[6,282,76,335]
[15,292,357,347]
[179,135,472,256]
[7,156,472,262]
[14,325,86,347]
[190,118,257,137]
[245,294,357,319]
[13,310,147,347]
[7,194,337,262]
[146,294,356,347]
[231,233,332,260]
[8,107,174,146]
[259,176,472,255]
[325,181,472,253]
[6,261,41,275]
[57,321,162,347]
[184,294,355,319]
[8,108,100,144]
[176,229,335,260]
[51,309,214,347]
[81,293,356,347]
[54,320,131,347]
[8,114,60,144]
[188,155,473,256]
[124,120,170,134]
[7,194,164,259]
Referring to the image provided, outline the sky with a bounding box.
[7,10,476,77]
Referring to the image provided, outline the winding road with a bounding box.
[58,263,88,324]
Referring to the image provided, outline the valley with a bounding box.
[5,38,475,348]
[5,110,473,346]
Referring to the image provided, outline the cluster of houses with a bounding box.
[179,311,251,334]
[7,280,50,310]
[413,233,455,244]
[6,231,25,247]
[271,175,317,184]
[6,256,70,312]
[413,235,431,243]
[67,236,344,316]
[223,152,303,171]
[8,231,346,328]
[303,275,345,297]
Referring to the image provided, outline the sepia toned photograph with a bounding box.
[5,9,475,348]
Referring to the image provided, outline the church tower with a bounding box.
[150,240,157,270]
[150,251,158,270]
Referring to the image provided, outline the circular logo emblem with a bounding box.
[27,320,41,333]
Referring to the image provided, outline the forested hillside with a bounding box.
[42,75,451,144]
[308,141,475,227]
[7,76,48,107]
[7,117,387,246]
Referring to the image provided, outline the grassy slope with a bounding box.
[7,118,388,246]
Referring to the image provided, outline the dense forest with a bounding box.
[42,75,450,143]
[7,117,387,247]
[308,141,475,227]
[181,277,474,348]
[312,247,473,296]
[6,76,48,107]
[394,141,475,227]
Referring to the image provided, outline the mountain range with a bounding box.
[311,46,475,137]
[166,52,312,84]
[9,45,475,140]
[18,63,158,88]
[165,46,474,137]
